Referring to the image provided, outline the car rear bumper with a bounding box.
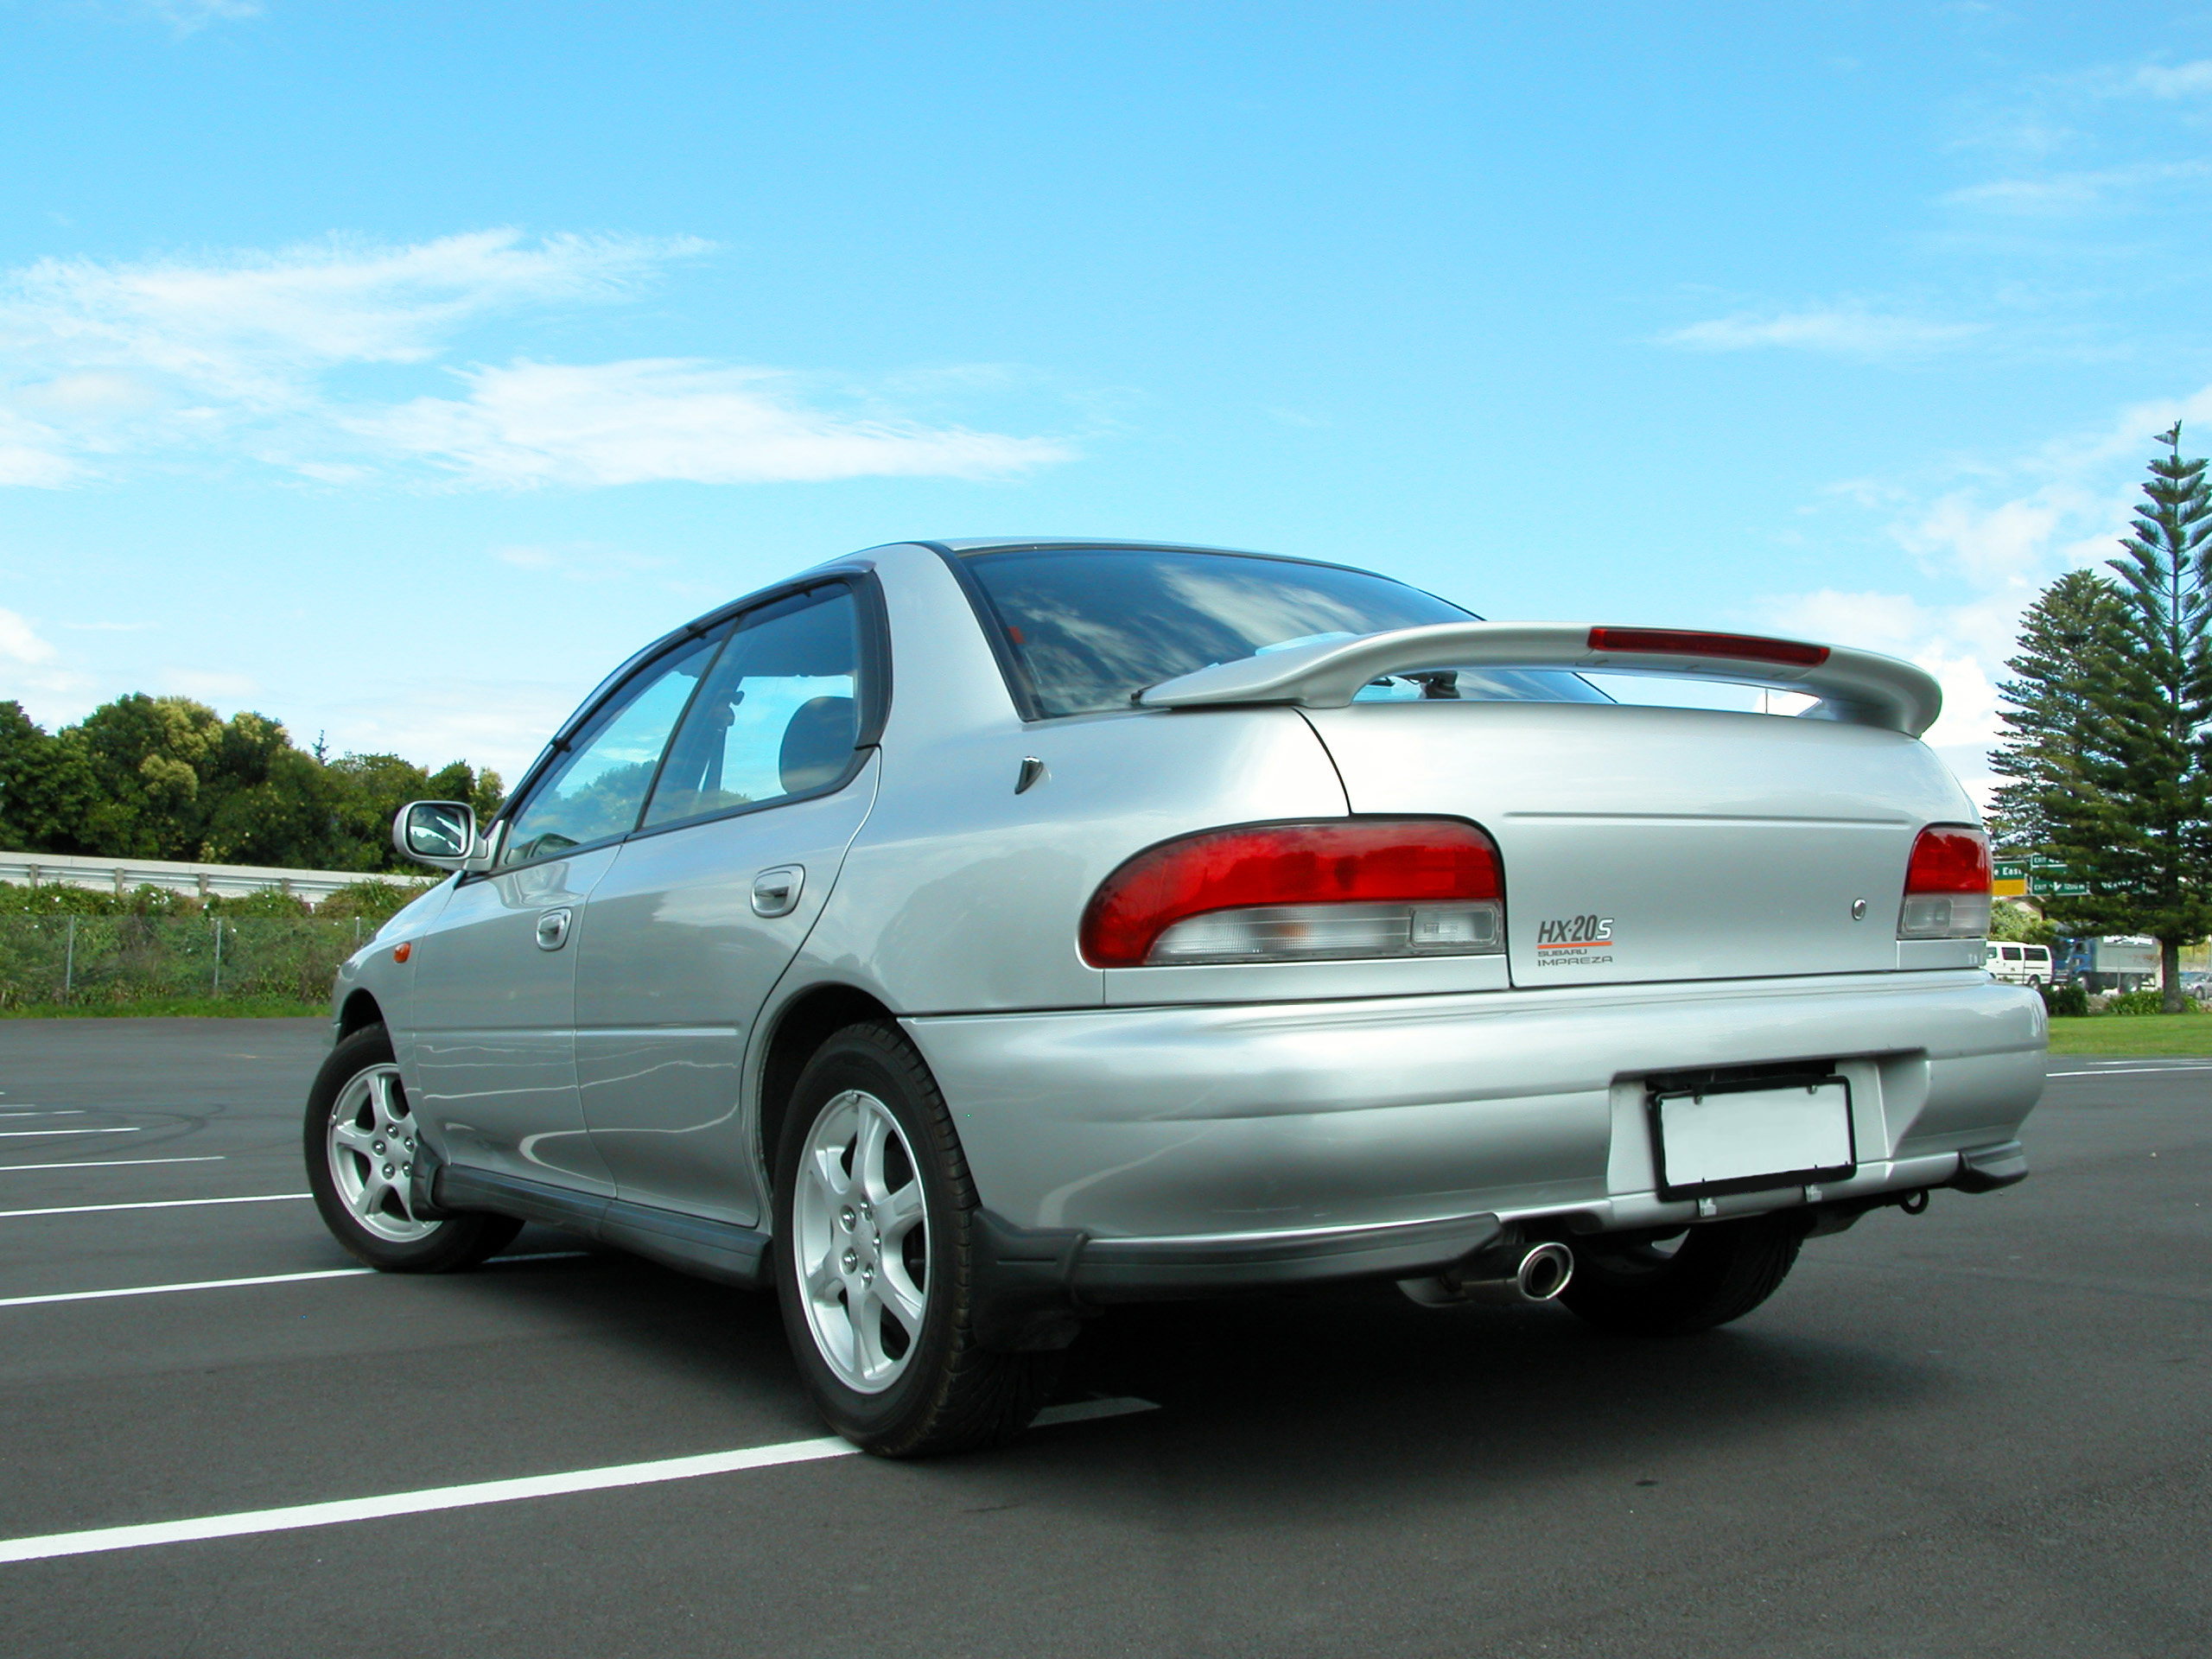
[905,968,2046,1250]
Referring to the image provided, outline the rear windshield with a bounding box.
[961,547,1610,718]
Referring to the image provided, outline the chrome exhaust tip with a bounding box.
[1515,1240,1574,1301]
[1399,1239,1575,1307]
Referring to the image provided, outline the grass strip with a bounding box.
[2046,1014,2212,1056]
[0,995,324,1020]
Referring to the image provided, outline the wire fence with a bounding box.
[0,916,366,1009]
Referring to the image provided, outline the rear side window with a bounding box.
[961,547,1609,718]
[642,586,863,830]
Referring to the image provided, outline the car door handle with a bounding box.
[752,866,804,918]
[535,907,573,950]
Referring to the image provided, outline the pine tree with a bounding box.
[2018,424,2212,1010]
[1988,569,2131,854]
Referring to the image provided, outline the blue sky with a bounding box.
[6,3,2212,798]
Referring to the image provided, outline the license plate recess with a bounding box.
[1647,1071,1856,1201]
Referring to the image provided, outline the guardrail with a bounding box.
[0,849,414,904]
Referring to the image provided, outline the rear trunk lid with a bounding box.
[1300,701,1976,987]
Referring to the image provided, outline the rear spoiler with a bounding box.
[1137,623,1944,739]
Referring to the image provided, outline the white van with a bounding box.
[1986,942,2053,985]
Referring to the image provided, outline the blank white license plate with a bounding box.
[1651,1077,1855,1197]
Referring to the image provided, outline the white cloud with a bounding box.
[2131,60,2212,99]
[157,667,260,702]
[1943,161,2211,217]
[2,229,695,407]
[0,609,59,667]
[319,678,595,783]
[137,0,260,32]
[1660,308,1980,359]
[0,230,1071,490]
[356,359,1076,487]
[1758,386,2212,804]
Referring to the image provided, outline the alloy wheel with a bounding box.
[325,1063,439,1243]
[792,1089,931,1393]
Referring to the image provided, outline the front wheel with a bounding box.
[1560,1213,1805,1337]
[303,1023,521,1272]
[773,1022,1059,1456]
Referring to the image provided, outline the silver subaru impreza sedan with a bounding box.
[305,538,2044,1455]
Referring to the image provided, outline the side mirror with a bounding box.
[393,801,481,870]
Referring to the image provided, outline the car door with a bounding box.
[575,582,881,1224]
[409,626,728,1190]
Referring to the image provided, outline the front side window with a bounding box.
[961,547,1609,717]
[499,628,728,866]
[642,586,862,830]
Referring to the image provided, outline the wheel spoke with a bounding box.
[804,1249,842,1303]
[367,1069,400,1132]
[878,1178,924,1241]
[878,1265,925,1336]
[854,1105,893,1206]
[808,1142,852,1202]
[331,1122,377,1158]
[847,1285,887,1378]
[354,1166,391,1220]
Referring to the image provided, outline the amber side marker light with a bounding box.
[392,942,412,963]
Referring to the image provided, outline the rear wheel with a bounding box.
[773,1022,1059,1456]
[1560,1213,1804,1337]
[303,1024,520,1272]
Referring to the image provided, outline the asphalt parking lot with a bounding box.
[0,1020,2205,1658]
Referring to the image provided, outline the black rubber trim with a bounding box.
[1077,1211,1506,1294]
[1952,1139,2030,1193]
[438,1166,611,1233]
[435,1166,772,1288]
[968,1207,1506,1350]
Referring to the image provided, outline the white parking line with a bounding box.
[0,1268,370,1306]
[0,1110,84,1118]
[0,1128,138,1139]
[0,1250,592,1309]
[0,1398,1158,1565]
[2047,1065,2212,1077]
[0,1192,309,1220]
[0,1156,226,1173]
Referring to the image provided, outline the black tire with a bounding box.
[1560,1213,1805,1338]
[303,1023,522,1272]
[772,1022,1060,1457]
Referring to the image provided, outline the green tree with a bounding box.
[0,701,99,852]
[2,693,506,874]
[1987,569,2132,854]
[67,694,227,860]
[2001,424,2212,1012]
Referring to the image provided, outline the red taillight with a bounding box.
[1900,824,1993,941]
[1080,818,1503,969]
[1905,825,1993,893]
[1586,626,1831,669]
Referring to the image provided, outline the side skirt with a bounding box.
[435,1164,772,1290]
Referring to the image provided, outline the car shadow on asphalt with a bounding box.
[1039,1283,1942,1504]
[462,1235,1938,1500]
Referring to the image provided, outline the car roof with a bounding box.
[928,537,1279,556]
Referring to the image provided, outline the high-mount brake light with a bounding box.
[1586,626,1831,669]
[1898,824,1993,941]
[1080,818,1505,969]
